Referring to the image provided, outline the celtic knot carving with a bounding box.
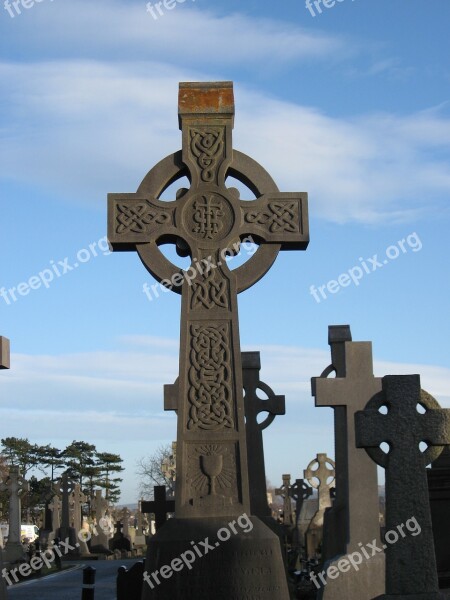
[191,267,229,310]
[244,202,299,233]
[190,128,224,182]
[116,202,171,235]
[188,323,234,430]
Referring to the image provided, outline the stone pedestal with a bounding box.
[141,517,290,600]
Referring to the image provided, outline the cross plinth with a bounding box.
[356,375,450,599]
[242,351,285,517]
[108,81,303,600]
[141,485,175,531]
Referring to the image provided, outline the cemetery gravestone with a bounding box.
[0,466,29,562]
[290,479,312,527]
[312,325,385,598]
[0,338,9,600]
[55,474,78,555]
[355,374,450,599]
[108,81,308,599]
[427,447,450,588]
[71,483,89,554]
[304,453,335,559]
[141,486,174,532]
[134,501,147,547]
[91,489,110,550]
[243,351,285,518]
[275,474,294,526]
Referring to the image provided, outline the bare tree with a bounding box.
[136,444,176,499]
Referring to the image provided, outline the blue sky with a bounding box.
[0,0,449,503]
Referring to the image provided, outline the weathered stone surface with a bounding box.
[0,337,10,369]
[108,81,308,599]
[243,351,285,518]
[428,447,450,588]
[356,375,450,599]
[312,325,385,599]
[304,453,335,559]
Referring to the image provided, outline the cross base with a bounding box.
[141,517,290,600]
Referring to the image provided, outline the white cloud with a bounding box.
[1,59,449,224]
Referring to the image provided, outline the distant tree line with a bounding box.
[0,438,124,518]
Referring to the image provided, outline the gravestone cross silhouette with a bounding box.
[108,82,309,517]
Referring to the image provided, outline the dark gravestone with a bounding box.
[55,474,79,556]
[312,325,384,599]
[242,351,285,518]
[356,375,450,600]
[117,560,145,600]
[428,447,450,588]
[109,521,131,553]
[141,485,175,532]
[108,81,309,600]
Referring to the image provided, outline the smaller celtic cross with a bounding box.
[356,375,450,599]
[242,351,285,518]
[289,478,312,525]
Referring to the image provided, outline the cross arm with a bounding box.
[312,377,349,407]
[108,193,177,250]
[0,337,10,369]
[354,411,395,448]
[240,192,309,249]
[420,410,450,446]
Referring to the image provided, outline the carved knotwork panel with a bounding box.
[114,200,172,235]
[190,266,230,310]
[188,323,234,431]
[243,201,300,234]
[189,127,225,183]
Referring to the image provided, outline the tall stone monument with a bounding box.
[275,474,294,526]
[0,337,9,600]
[108,81,309,599]
[242,351,285,518]
[427,447,450,588]
[55,474,78,554]
[356,375,450,599]
[312,325,385,598]
[0,466,29,562]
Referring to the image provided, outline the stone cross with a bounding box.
[120,507,132,540]
[356,375,450,599]
[54,473,75,539]
[275,474,294,526]
[312,326,385,598]
[242,351,285,517]
[427,447,450,588]
[49,494,62,532]
[0,466,29,562]
[289,478,312,525]
[304,453,335,558]
[142,485,175,532]
[70,483,87,532]
[0,339,9,600]
[108,81,309,519]
[91,489,108,520]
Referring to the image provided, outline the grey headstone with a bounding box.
[304,453,335,559]
[312,325,385,598]
[0,466,29,563]
[356,375,450,599]
[54,474,78,555]
[108,81,309,599]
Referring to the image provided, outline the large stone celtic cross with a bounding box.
[108,82,309,518]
